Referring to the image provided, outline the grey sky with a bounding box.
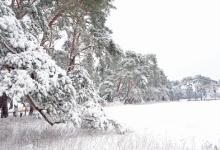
[107,0,220,81]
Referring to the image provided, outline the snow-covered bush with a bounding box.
[68,66,105,105]
[80,101,113,130]
[68,66,116,129]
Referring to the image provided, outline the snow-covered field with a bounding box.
[105,100,220,149]
[1,100,220,150]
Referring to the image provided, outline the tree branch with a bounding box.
[71,45,93,58]
[48,10,64,28]
[16,0,20,8]
[0,35,17,54]
[16,0,37,20]
[26,95,61,126]
[16,12,28,20]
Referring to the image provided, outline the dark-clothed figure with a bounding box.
[1,92,9,118]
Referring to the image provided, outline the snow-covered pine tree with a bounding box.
[0,1,80,125]
[97,49,171,104]
[0,1,117,130]
[181,75,218,100]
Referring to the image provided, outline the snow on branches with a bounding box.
[0,1,39,57]
[0,1,116,130]
[68,66,114,130]
[0,50,80,125]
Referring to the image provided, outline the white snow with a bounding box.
[54,30,68,51]
[105,100,220,148]
[2,101,220,150]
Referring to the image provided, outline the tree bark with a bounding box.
[9,100,13,109]
[48,10,64,28]
[67,56,76,72]
[29,105,34,116]
[11,0,15,8]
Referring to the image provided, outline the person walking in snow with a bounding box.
[0,92,10,118]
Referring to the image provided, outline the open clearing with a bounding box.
[1,100,220,150]
[105,100,220,149]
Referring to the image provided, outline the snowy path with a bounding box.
[104,100,220,148]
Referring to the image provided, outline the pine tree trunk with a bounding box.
[9,100,13,109]
[67,28,80,73]
[13,105,18,117]
[11,0,15,8]
[67,56,76,72]
[0,97,2,109]
[21,102,27,116]
[29,105,34,116]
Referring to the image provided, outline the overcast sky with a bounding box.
[107,0,220,81]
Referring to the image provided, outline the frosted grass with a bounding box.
[1,100,220,150]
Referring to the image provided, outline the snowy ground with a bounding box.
[105,100,220,149]
[1,100,220,150]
